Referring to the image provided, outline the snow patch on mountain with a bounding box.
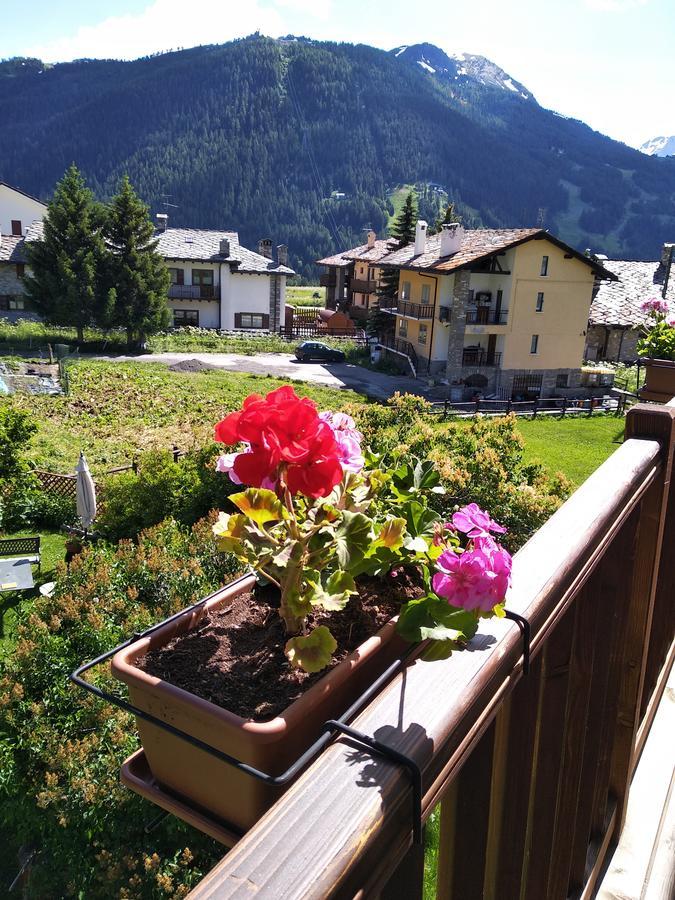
[639,135,675,157]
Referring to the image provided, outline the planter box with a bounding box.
[638,358,675,403]
[112,574,406,833]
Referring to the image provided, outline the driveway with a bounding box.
[95,352,428,401]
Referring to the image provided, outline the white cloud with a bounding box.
[26,0,292,63]
[583,0,647,11]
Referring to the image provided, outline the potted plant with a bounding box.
[637,298,675,402]
[111,386,511,833]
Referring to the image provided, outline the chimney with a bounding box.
[258,238,273,259]
[219,238,230,257]
[660,242,675,269]
[414,220,428,256]
[155,212,168,232]
[277,244,288,267]
[367,230,376,249]
[439,222,464,257]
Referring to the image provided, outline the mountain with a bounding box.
[1,35,674,277]
[639,136,675,158]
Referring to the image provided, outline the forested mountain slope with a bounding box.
[2,35,674,276]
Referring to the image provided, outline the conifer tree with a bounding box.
[374,191,418,330]
[431,201,462,235]
[103,176,171,347]
[24,165,107,341]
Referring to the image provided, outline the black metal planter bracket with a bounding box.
[504,609,531,675]
[323,719,423,846]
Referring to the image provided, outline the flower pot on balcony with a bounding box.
[638,358,675,403]
[111,573,406,835]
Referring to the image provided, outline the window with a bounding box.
[418,324,428,345]
[235,312,269,329]
[192,269,214,286]
[11,220,22,236]
[556,373,569,388]
[540,256,549,276]
[401,280,411,301]
[398,318,408,338]
[530,334,539,354]
[421,283,431,304]
[9,297,25,310]
[168,267,184,285]
[536,292,544,312]
[173,309,199,326]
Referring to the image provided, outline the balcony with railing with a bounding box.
[319,273,336,288]
[465,307,509,326]
[384,300,436,320]
[350,278,378,294]
[377,334,418,374]
[188,399,675,900]
[462,348,502,367]
[168,284,216,300]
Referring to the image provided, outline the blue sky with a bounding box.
[2,0,673,148]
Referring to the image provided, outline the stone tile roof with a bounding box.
[0,234,25,263]
[156,228,295,275]
[377,227,615,280]
[589,259,675,327]
[317,238,398,267]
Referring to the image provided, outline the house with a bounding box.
[585,243,675,362]
[156,229,294,331]
[375,221,616,398]
[317,231,397,319]
[0,183,47,321]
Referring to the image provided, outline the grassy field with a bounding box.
[8,359,367,475]
[286,284,325,307]
[516,415,624,487]
[388,184,415,226]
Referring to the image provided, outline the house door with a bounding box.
[486,334,497,365]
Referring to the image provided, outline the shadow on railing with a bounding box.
[432,393,630,419]
[188,399,675,899]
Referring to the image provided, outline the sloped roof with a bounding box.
[317,238,398,267]
[0,234,25,263]
[156,228,295,275]
[377,227,615,279]
[589,258,675,327]
[0,181,48,208]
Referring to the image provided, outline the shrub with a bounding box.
[0,516,242,897]
[0,477,76,532]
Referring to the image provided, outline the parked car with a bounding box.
[294,342,346,363]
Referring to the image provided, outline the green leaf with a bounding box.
[273,540,302,569]
[376,517,407,550]
[420,641,455,662]
[230,488,287,525]
[335,511,373,569]
[413,459,442,491]
[285,625,337,673]
[405,501,440,538]
[304,570,356,611]
[284,586,313,621]
[396,597,435,642]
[212,512,248,552]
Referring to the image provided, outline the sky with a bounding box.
[1,0,673,148]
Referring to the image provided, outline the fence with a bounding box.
[188,398,675,899]
[278,325,367,342]
[432,393,631,419]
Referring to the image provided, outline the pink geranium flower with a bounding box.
[641,297,669,316]
[432,540,511,612]
[450,503,507,539]
[319,411,364,473]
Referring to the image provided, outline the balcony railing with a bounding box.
[462,348,502,367]
[466,308,509,325]
[188,399,675,900]
[319,273,336,288]
[168,284,215,300]
[389,300,436,320]
[378,334,418,374]
[350,278,378,294]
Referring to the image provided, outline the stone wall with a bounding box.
[445,270,470,381]
[585,325,639,363]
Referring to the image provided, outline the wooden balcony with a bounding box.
[319,273,336,288]
[350,278,378,294]
[463,348,502,367]
[189,399,675,900]
[466,308,509,325]
[390,300,435,320]
[168,284,215,300]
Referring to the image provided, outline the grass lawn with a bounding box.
[515,414,625,487]
[286,284,325,306]
[388,184,415,226]
[0,530,68,646]
[8,359,368,475]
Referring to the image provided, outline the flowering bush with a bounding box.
[637,297,675,361]
[213,386,512,672]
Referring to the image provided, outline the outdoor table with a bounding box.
[0,557,35,637]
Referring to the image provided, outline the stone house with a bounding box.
[585,243,675,362]
[317,231,397,319]
[374,221,615,399]
[0,183,47,321]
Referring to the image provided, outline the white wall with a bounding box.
[0,185,47,235]
[167,299,220,328]
[222,272,270,329]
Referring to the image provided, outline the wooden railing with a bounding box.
[188,399,675,899]
[350,278,378,294]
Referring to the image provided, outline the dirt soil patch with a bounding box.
[167,358,220,373]
[141,570,422,721]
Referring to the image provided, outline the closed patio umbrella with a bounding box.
[75,453,97,531]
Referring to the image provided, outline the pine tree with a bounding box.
[431,201,462,235]
[104,176,171,348]
[24,165,107,341]
[375,191,418,324]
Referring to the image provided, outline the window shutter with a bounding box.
[11,220,22,236]
[177,268,184,285]
[262,314,270,329]
[234,313,242,328]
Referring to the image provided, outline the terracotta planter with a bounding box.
[112,574,406,834]
[638,358,675,403]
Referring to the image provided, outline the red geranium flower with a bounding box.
[214,386,343,498]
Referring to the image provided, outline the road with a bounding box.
[95,352,428,401]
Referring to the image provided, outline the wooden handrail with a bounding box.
[188,401,675,899]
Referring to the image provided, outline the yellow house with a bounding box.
[378,222,616,398]
[317,231,396,320]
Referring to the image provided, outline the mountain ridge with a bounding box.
[1,35,673,276]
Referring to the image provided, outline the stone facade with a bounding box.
[445,270,470,381]
[585,324,640,363]
[0,263,35,321]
